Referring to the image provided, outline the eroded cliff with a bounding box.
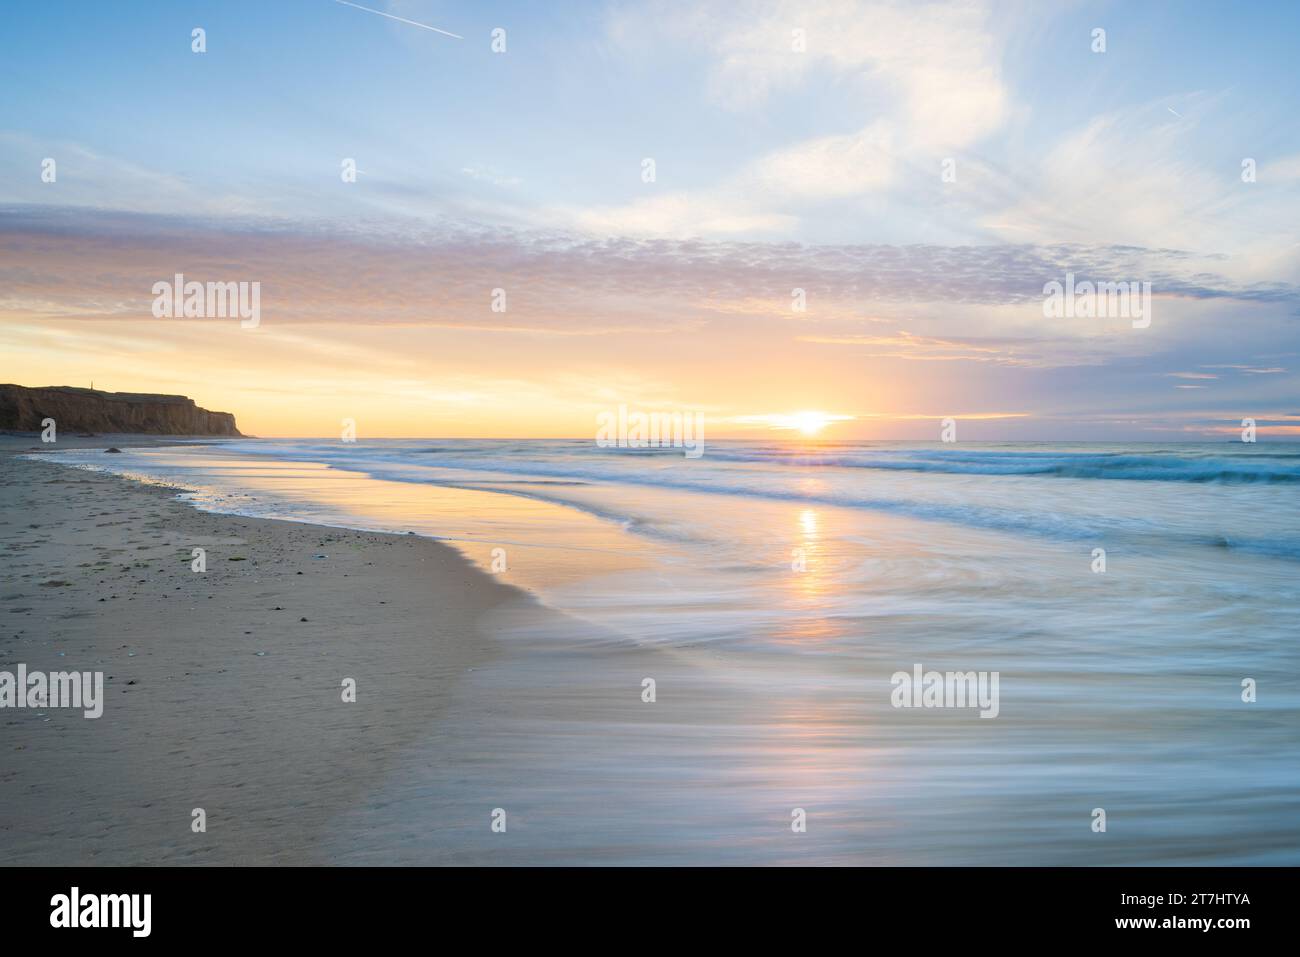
[0,385,240,436]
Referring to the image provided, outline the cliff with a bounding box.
[0,385,240,436]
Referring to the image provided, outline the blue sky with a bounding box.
[4,0,1297,237]
[1,1,1298,437]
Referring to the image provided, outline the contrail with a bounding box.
[333,0,463,40]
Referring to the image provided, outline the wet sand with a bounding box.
[0,436,534,864]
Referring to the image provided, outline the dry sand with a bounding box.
[0,435,534,864]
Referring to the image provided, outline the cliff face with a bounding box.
[0,385,240,436]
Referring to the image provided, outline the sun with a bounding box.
[733,411,853,436]
[792,411,834,436]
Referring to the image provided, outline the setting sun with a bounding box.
[735,411,855,436]
[793,411,833,436]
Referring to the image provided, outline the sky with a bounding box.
[1,0,1298,439]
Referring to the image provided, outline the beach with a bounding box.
[3,434,1299,865]
[0,436,525,864]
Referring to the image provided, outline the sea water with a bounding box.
[33,439,1300,864]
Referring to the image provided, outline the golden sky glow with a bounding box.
[0,313,1046,438]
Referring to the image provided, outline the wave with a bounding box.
[228,440,1300,484]
[698,448,1300,483]
[31,440,1300,562]
[213,441,1300,560]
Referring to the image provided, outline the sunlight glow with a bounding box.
[793,411,832,436]
[736,411,855,436]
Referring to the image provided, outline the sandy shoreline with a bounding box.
[0,435,535,864]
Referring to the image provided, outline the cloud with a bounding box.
[575,194,794,237]
[4,205,1299,336]
[797,330,1051,365]
[1200,364,1287,375]
[0,131,252,216]
[590,0,1009,237]
[3,205,1297,420]
[663,0,1009,149]
[747,121,895,198]
[4,202,1296,439]
[571,122,894,237]
[460,166,521,188]
[984,96,1300,286]
[1261,154,1300,182]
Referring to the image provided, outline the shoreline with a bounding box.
[1,435,539,864]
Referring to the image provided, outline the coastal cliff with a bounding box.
[0,385,240,436]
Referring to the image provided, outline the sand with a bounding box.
[0,435,533,864]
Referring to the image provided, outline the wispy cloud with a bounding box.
[6,206,1299,336]
[593,0,1007,237]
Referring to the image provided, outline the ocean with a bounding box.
[32,439,1300,864]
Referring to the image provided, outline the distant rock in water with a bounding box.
[0,385,240,436]
[105,447,122,453]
